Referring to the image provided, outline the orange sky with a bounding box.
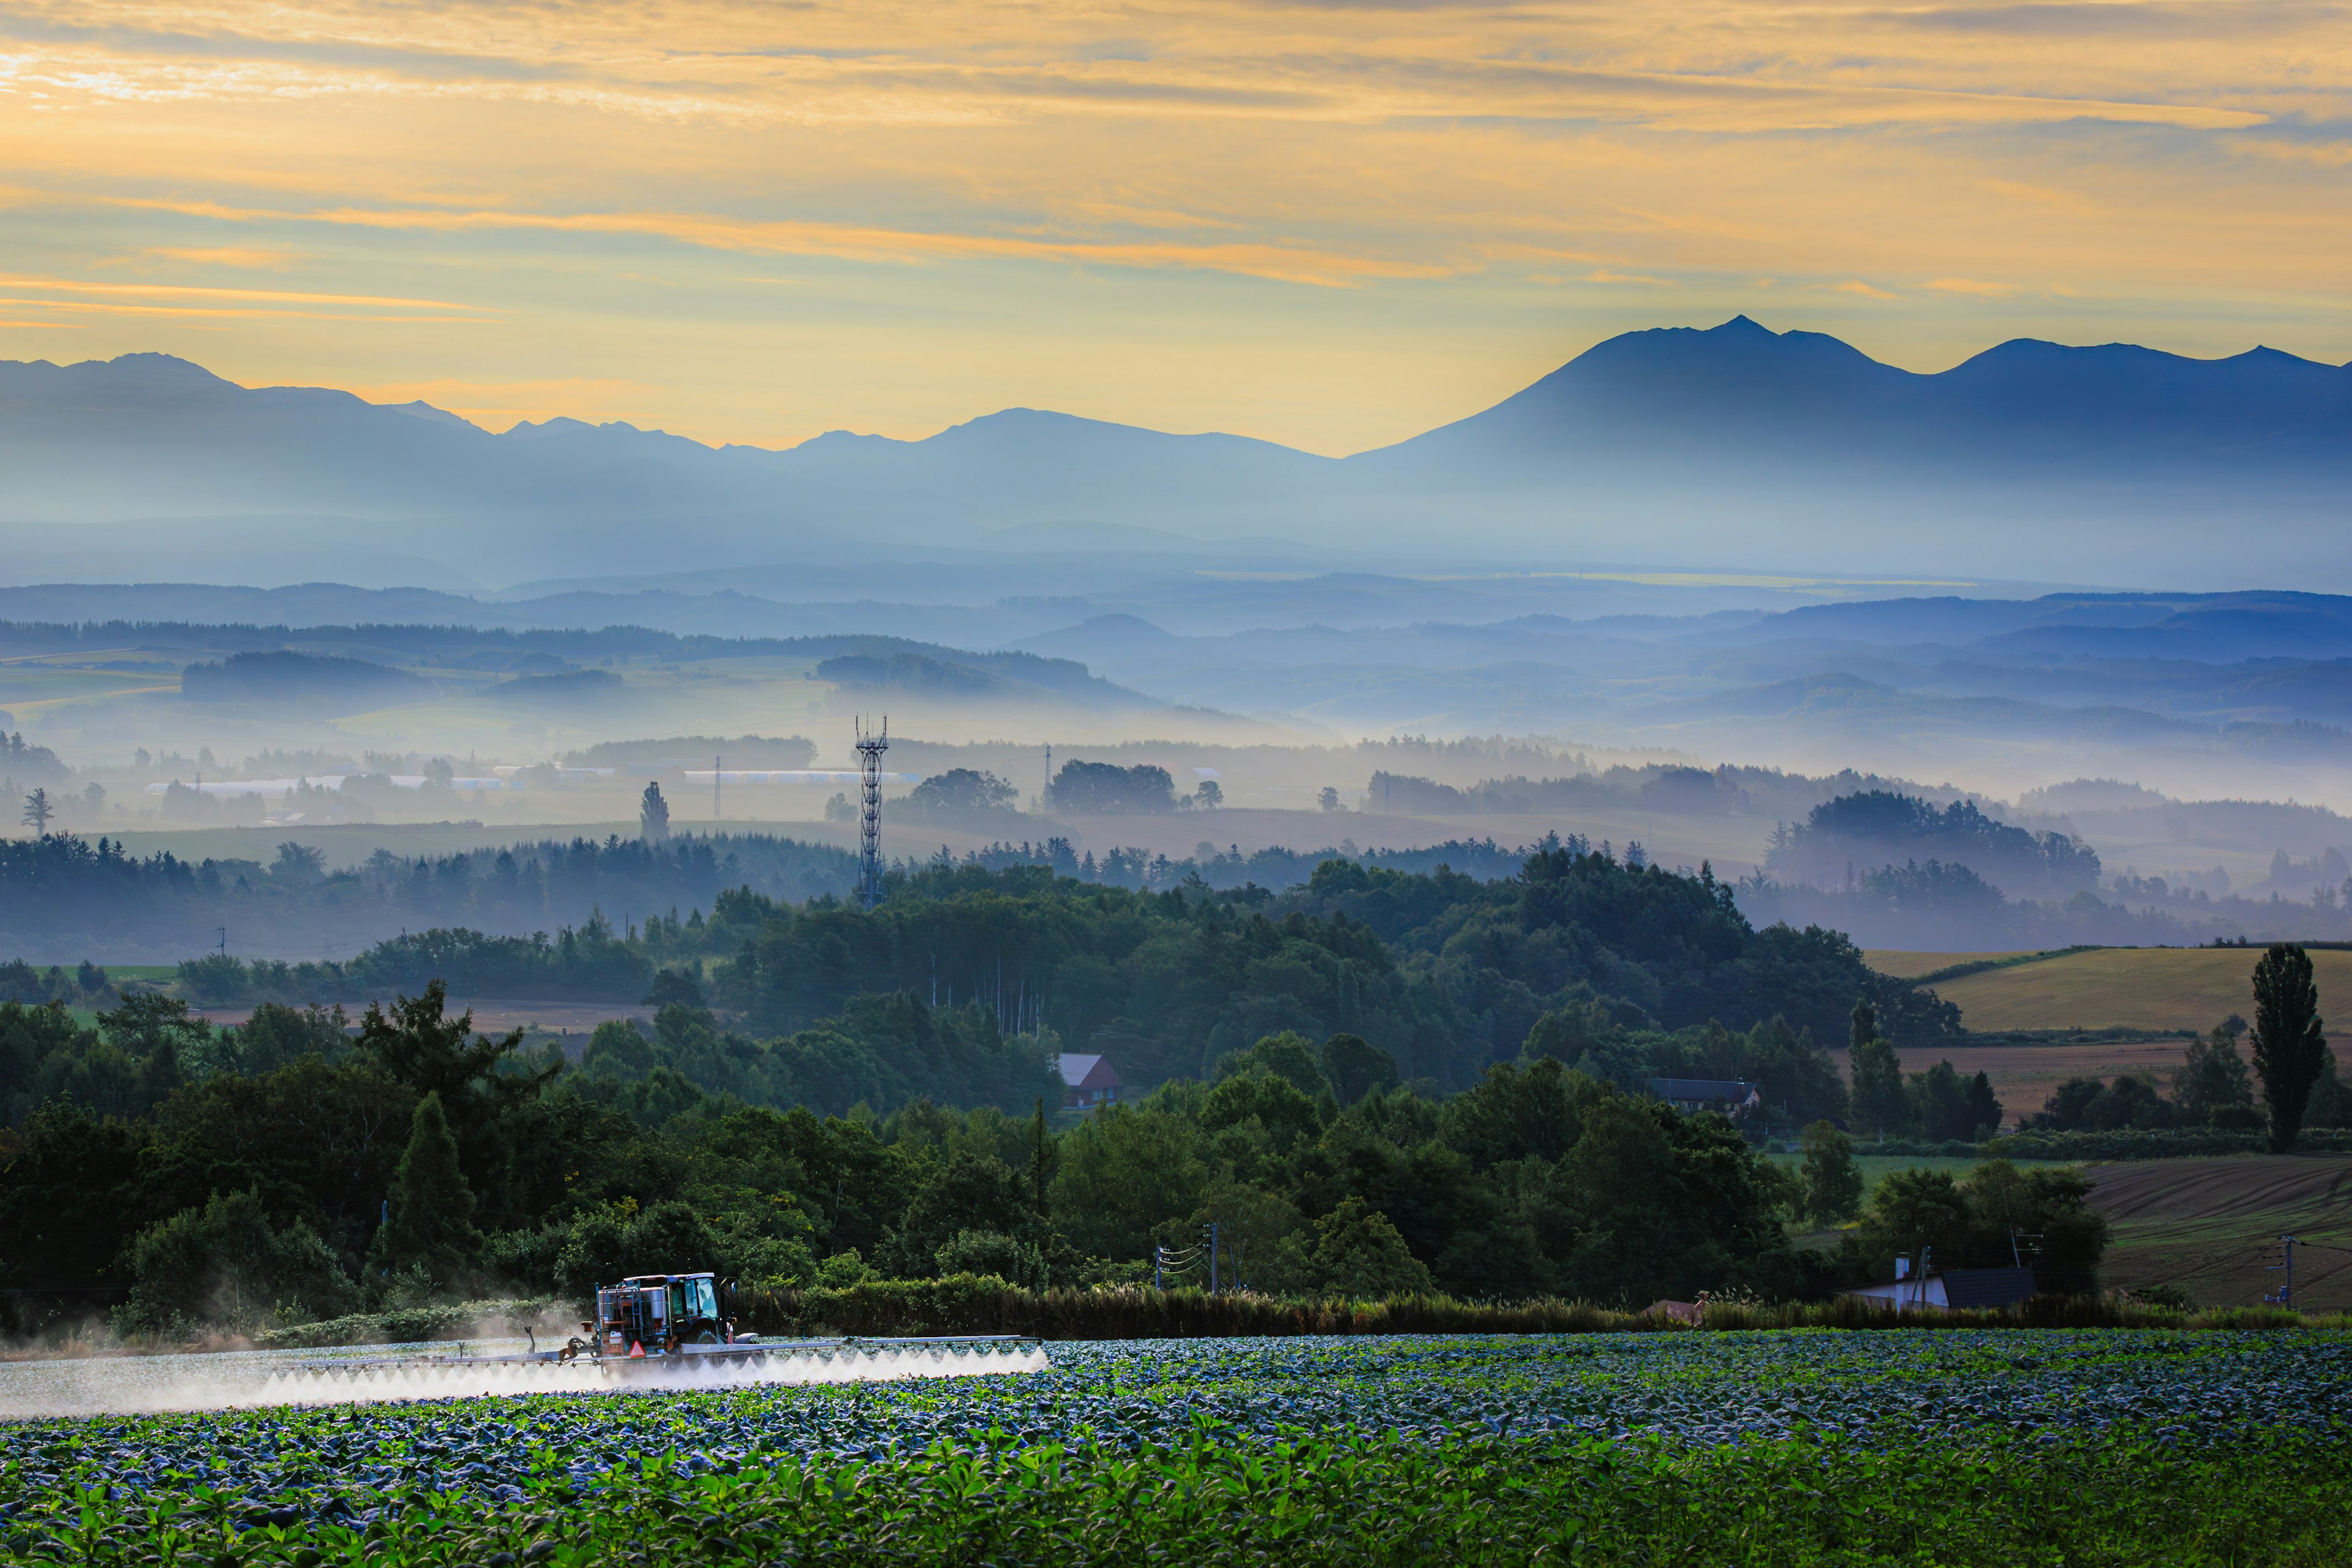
[1,0,2345,453]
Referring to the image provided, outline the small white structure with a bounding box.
[1842,1267,2039,1313]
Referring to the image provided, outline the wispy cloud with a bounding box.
[0,0,2339,450]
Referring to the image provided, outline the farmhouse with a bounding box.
[1057,1052,1123,1110]
[1648,1077,1762,1117]
[1840,1267,2040,1313]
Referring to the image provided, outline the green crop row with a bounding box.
[7,1422,2348,1567]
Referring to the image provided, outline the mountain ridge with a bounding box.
[5,317,2348,587]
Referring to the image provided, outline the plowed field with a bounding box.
[2086,1155,2352,1310]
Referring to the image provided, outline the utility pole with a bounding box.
[2267,1234,2299,1307]
[218,925,227,956]
[1043,744,1052,810]
[1204,1220,1219,1296]
[1154,1246,1163,1292]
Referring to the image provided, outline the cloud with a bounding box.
[0,0,2337,450]
[119,246,307,270]
[272,203,1461,287]
[0,276,487,312]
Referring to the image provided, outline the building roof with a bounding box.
[1648,1078,1756,1101]
[1940,1267,2039,1310]
[1057,1053,1123,1090]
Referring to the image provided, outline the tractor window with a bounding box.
[690,1278,717,1319]
[668,1283,686,1325]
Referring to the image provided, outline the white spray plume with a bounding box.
[0,1340,1048,1420]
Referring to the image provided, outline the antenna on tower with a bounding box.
[855,717,889,910]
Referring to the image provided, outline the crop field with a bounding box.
[1,1330,2348,1564]
[1912,946,2352,1033]
[2087,1156,2352,1311]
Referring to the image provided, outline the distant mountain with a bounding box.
[1361,317,2352,483]
[3,318,2346,587]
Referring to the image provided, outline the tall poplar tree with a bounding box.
[1847,998,1909,1138]
[2250,943,2326,1153]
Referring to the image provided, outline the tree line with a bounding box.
[2014,944,2348,1152]
[1,983,2101,1342]
[0,845,2025,1338]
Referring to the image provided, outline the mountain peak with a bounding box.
[97,352,234,385]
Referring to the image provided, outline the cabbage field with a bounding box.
[3,1329,2348,1564]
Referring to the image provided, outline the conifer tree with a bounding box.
[373,1091,482,1287]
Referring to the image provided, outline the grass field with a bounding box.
[1888,946,2352,1033]
[2086,1155,2352,1311]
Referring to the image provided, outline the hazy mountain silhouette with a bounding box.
[3,317,2345,586]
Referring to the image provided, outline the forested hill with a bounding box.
[32,845,1958,1108]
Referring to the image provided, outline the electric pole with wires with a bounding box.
[2265,1234,2299,1307]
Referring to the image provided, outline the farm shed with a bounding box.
[1058,1052,1123,1110]
[1840,1267,2040,1313]
[1648,1078,1762,1117]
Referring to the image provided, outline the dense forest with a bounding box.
[70,842,1958,1088]
[0,844,2047,1336]
[0,993,2082,1339]
[0,831,859,963]
[1765,792,2102,897]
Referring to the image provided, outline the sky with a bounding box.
[0,0,2346,454]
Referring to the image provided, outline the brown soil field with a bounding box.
[2084,1155,2352,1311]
[1831,1039,2207,1123]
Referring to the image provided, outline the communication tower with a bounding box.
[855,717,889,909]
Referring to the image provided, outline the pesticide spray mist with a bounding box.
[0,1340,1050,1420]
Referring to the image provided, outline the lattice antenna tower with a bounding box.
[855,717,889,909]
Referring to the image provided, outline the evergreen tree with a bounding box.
[1847,998,1909,1137]
[1964,1071,2003,1139]
[2250,943,2326,1153]
[372,1091,482,1287]
[639,782,670,843]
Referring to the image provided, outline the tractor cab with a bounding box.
[592,1272,732,1357]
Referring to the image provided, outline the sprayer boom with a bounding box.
[258,1333,1046,1407]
